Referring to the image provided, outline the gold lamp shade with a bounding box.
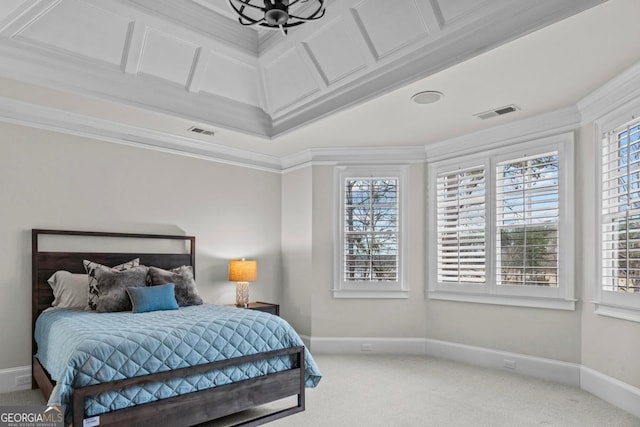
[229,259,257,307]
[228,259,257,282]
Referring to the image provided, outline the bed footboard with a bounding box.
[71,346,305,427]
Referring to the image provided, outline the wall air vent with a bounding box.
[188,126,215,136]
[474,104,520,120]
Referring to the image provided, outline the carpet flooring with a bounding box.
[2,354,638,427]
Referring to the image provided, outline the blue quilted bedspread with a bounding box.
[35,304,321,421]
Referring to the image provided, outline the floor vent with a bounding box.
[188,126,215,136]
[474,104,520,120]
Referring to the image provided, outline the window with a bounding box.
[428,134,574,310]
[334,166,408,298]
[597,114,640,321]
[495,153,559,288]
[437,166,486,285]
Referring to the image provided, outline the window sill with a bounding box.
[593,302,640,323]
[428,291,576,310]
[332,289,409,299]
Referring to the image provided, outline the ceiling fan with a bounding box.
[227,0,326,36]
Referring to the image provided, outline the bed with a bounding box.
[31,229,320,427]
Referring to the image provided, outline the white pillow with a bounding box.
[47,271,89,310]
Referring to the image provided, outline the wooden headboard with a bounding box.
[31,229,196,356]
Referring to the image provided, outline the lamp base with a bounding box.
[235,281,249,308]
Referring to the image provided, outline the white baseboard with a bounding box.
[581,366,640,419]
[308,335,640,419]
[424,338,581,387]
[0,366,31,393]
[309,336,426,355]
[298,334,311,349]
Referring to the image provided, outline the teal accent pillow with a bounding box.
[126,283,179,313]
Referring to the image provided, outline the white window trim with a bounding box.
[333,165,409,299]
[427,133,575,310]
[594,100,640,323]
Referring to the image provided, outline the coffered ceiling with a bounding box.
[0,0,639,166]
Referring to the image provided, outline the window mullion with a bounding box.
[625,126,631,286]
[487,156,496,293]
[522,161,528,286]
[369,181,373,281]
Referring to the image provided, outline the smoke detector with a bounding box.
[474,104,520,120]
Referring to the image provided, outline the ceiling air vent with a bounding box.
[188,126,215,136]
[474,104,520,120]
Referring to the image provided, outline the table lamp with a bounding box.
[228,258,257,307]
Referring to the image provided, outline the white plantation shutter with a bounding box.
[430,135,574,309]
[436,167,486,284]
[601,119,640,293]
[495,153,559,287]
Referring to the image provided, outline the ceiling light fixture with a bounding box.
[228,0,326,36]
[411,91,443,105]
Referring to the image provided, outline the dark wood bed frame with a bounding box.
[32,229,305,427]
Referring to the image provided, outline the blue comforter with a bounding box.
[35,304,321,421]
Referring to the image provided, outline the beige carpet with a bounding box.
[2,354,638,427]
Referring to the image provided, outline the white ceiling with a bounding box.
[0,0,639,163]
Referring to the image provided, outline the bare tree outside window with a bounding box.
[344,178,398,282]
[496,155,559,287]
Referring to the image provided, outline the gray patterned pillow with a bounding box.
[83,258,140,310]
[147,265,203,307]
[94,266,148,312]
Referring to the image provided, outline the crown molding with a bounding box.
[0,94,428,174]
[577,61,640,125]
[0,96,282,172]
[280,145,427,172]
[425,105,582,162]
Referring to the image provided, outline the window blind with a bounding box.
[602,119,640,293]
[496,153,559,287]
[343,178,398,281]
[436,167,486,284]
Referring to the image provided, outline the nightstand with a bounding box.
[228,302,280,316]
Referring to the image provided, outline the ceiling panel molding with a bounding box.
[199,51,263,108]
[0,41,272,137]
[122,21,147,74]
[301,16,368,87]
[0,0,59,36]
[0,0,608,139]
[263,46,322,114]
[139,28,199,86]
[268,0,605,135]
[351,0,430,61]
[432,0,501,28]
[186,47,208,93]
[14,0,131,67]
[125,0,258,56]
[0,0,29,22]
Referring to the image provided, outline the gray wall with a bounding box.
[0,122,282,370]
[3,93,640,392]
[576,124,640,388]
[279,126,640,389]
[280,167,313,336]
